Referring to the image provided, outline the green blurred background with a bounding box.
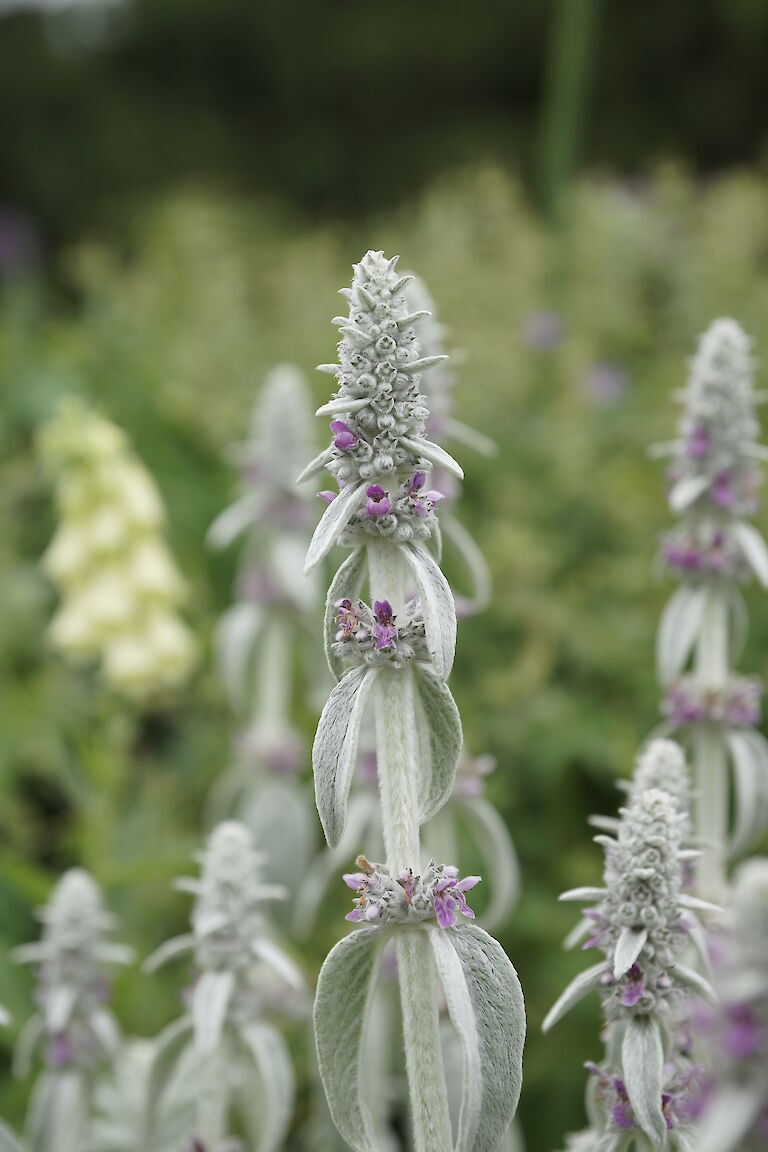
[2,1,768,1149]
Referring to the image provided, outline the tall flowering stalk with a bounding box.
[545,740,716,1151]
[11,869,133,1152]
[693,857,768,1152]
[303,251,525,1152]
[207,364,321,898]
[39,397,197,702]
[652,320,768,899]
[144,821,303,1152]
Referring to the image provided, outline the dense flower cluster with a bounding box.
[39,397,198,701]
[332,596,428,668]
[585,1060,705,1142]
[307,250,457,546]
[13,869,131,1072]
[693,858,768,1152]
[630,739,691,816]
[663,319,764,523]
[661,523,750,580]
[662,676,763,729]
[343,855,480,929]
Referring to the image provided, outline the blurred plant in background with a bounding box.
[1,164,768,1149]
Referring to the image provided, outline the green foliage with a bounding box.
[2,164,768,1149]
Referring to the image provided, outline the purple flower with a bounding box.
[711,471,735,508]
[521,310,564,351]
[407,471,444,518]
[318,489,337,504]
[330,421,359,452]
[49,1032,74,1068]
[433,869,481,929]
[620,964,645,1007]
[366,484,392,518]
[337,598,359,637]
[687,424,710,459]
[583,362,629,407]
[373,601,397,650]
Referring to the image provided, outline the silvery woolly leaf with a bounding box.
[251,936,305,992]
[45,985,76,1034]
[726,728,768,856]
[668,473,710,512]
[413,666,462,822]
[613,926,648,979]
[397,543,456,678]
[296,445,335,485]
[443,417,497,458]
[0,1121,24,1152]
[673,964,716,1003]
[314,927,382,1152]
[214,602,264,712]
[542,961,609,1032]
[313,666,378,847]
[732,520,768,587]
[559,887,607,903]
[27,1071,87,1152]
[273,534,319,611]
[143,933,196,974]
[441,512,492,615]
[656,586,705,684]
[239,1022,295,1152]
[430,924,525,1152]
[145,1016,194,1135]
[324,548,367,680]
[305,483,366,574]
[400,436,464,480]
[694,1085,763,1152]
[192,970,234,1056]
[242,777,317,905]
[462,796,520,930]
[621,1016,666,1148]
[207,493,259,550]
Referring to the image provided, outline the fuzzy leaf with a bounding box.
[413,666,462,822]
[296,445,335,485]
[192,970,234,1055]
[559,887,607,902]
[305,482,366,574]
[674,964,716,1003]
[143,933,195,974]
[695,1085,763,1152]
[726,728,768,856]
[206,493,258,550]
[669,472,710,512]
[0,1121,24,1152]
[622,1016,666,1147]
[313,666,377,847]
[656,585,705,684]
[732,520,768,587]
[239,1023,295,1152]
[324,548,367,680]
[462,796,520,931]
[542,961,608,1032]
[214,602,264,711]
[441,511,492,615]
[398,543,456,678]
[145,1016,194,1134]
[613,926,648,978]
[432,924,525,1152]
[400,435,464,480]
[314,927,381,1152]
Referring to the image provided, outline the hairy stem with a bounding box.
[693,585,730,900]
[368,540,453,1152]
[195,1046,228,1150]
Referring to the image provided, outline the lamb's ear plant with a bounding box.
[144,821,303,1152]
[692,856,768,1152]
[651,319,768,899]
[303,250,525,1152]
[545,739,715,1151]
[10,869,133,1152]
[207,364,320,900]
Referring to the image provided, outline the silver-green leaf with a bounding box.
[313,666,377,847]
[414,666,462,822]
[621,1015,666,1147]
[305,483,366,574]
[398,544,456,679]
[239,1022,295,1152]
[314,927,382,1152]
[542,961,609,1032]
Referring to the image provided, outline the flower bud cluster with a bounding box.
[695,858,768,1149]
[343,855,480,930]
[14,869,130,1071]
[662,676,763,730]
[191,822,285,975]
[585,1060,705,1143]
[670,319,763,520]
[39,397,197,701]
[321,469,444,545]
[630,740,691,818]
[591,790,688,1021]
[661,522,751,580]
[332,597,428,669]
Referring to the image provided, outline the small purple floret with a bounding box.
[373,600,397,650]
[318,489,337,504]
[621,964,645,1007]
[330,420,359,452]
[366,484,392,518]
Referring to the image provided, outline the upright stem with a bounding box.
[195,1046,228,1150]
[255,615,290,729]
[693,585,730,900]
[368,541,453,1152]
